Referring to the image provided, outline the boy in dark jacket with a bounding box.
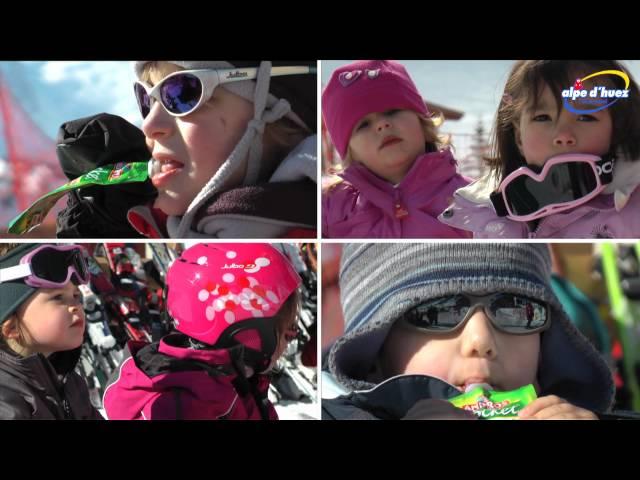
[323,243,617,420]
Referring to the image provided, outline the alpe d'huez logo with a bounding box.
[562,70,630,114]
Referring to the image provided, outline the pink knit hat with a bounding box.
[322,60,429,158]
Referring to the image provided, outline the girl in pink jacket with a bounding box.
[439,60,640,238]
[321,60,471,239]
[102,243,301,420]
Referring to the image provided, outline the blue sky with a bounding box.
[0,61,140,149]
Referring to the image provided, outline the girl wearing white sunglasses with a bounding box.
[133,60,317,238]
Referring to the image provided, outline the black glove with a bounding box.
[402,399,478,420]
[55,113,157,238]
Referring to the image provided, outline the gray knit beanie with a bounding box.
[134,60,315,238]
[328,243,615,413]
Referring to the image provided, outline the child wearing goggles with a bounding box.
[322,243,614,420]
[321,60,471,239]
[439,60,640,238]
[131,60,317,238]
[0,243,101,420]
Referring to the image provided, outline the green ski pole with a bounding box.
[601,242,640,411]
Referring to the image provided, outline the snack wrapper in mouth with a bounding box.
[448,384,538,420]
[7,161,149,235]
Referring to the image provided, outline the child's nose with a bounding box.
[553,125,576,147]
[459,309,497,359]
[69,301,82,314]
[142,102,175,140]
[375,116,391,132]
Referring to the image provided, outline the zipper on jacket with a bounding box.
[38,357,72,419]
[62,397,72,419]
[58,376,73,419]
[528,218,546,238]
[392,189,408,220]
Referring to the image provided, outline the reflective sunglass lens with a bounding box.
[160,74,202,115]
[404,296,471,331]
[489,294,547,332]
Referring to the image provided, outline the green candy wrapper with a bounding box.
[7,161,149,235]
[449,384,538,420]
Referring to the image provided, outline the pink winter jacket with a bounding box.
[438,168,640,238]
[322,149,471,238]
[103,335,277,420]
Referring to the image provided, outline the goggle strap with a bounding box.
[596,154,615,184]
[490,190,509,217]
[0,263,32,283]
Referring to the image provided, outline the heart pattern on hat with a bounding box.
[338,68,383,87]
[339,70,362,87]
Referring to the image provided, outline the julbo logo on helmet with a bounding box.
[222,257,271,273]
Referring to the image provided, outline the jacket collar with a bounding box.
[0,345,81,388]
[347,374,461,418]
[341,149,459,196]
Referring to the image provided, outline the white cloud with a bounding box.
[39,61,141,125]
[0,158,9,176]
[41,61,87,83]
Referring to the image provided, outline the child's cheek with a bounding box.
[404,349,450,379]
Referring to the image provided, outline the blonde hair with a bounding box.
[0,243,21,256]
[140,62,309,181]
[0,315,30,355]
[335,111,450,171]
[0,244,27,353]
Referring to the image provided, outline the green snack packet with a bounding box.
[7,161,149,235]
[448,384,538,420]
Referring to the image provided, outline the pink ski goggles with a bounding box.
[490,153,614,222]
[0,245,89,288]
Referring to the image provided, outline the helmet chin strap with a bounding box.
[175,61,292,237]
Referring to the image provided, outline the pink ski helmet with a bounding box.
[166,243,301,367]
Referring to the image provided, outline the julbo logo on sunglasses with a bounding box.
[226,71,248,79]
[134,65,316,119]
